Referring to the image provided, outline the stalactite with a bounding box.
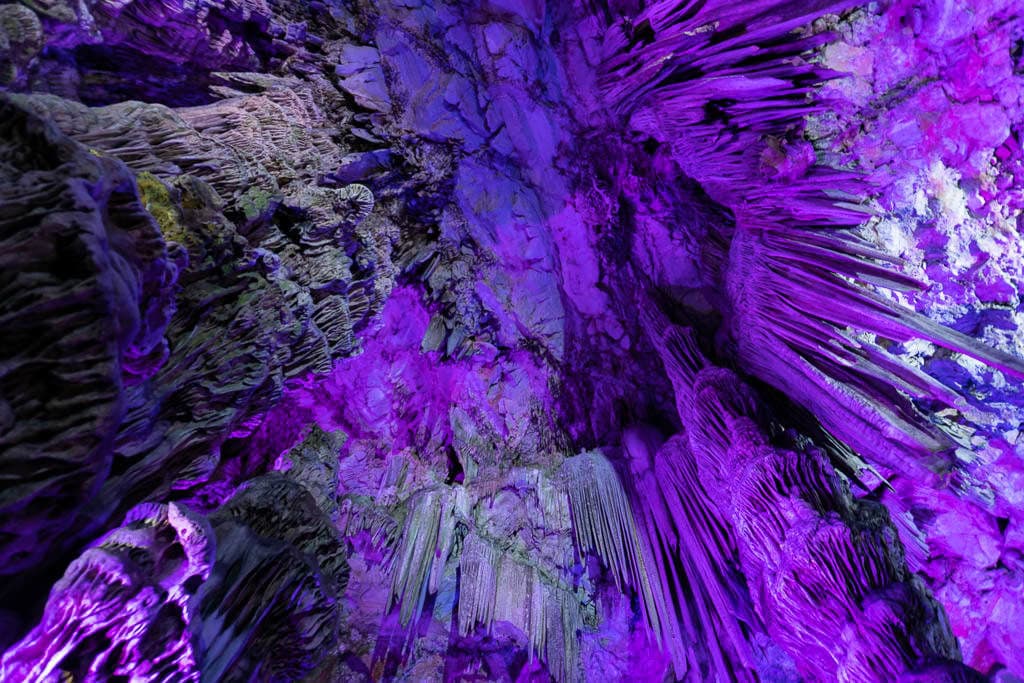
[339,496,400,554]
[457,531,584,683]
[559,446,793,680]
[598,0,1024,478]
[373,467,593,679]
[627,434,779,681]
[3,0,1022,678]
[647,320,971,680]
[560,451,662,641]
[386,487,458,629]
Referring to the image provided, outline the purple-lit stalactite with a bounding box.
[623,425,780,680]
[647,321,973,681]
[595,0,1024,478]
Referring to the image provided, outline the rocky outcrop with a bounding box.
[2,437,349,681]
[0,98,178,577]
[0,50,390,634]
[0,502,213,680]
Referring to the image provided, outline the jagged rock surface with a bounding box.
[2,0,1023,680]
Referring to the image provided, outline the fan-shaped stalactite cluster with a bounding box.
[597,0,1024,479]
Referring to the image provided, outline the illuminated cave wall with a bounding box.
[1,0,1023,680]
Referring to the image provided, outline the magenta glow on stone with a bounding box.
[1,0,1023,680]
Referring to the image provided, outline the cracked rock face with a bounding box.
[2,0,1023,681]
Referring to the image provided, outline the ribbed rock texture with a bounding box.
[1,0,1023,681]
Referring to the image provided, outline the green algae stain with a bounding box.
[136,171,186,244]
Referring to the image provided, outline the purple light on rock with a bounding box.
[2,0,1023,681]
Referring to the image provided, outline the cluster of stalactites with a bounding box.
[649,323,966,680]
[383,466,647,682]
[457,531,584,683]
[339,495,400,551]
[561,452,664,640]
[627,431,774,681]
[385,487,462,630]
[597,0,1024,482]
[375,350,968,682]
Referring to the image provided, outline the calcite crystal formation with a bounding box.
[1,0,1023,681]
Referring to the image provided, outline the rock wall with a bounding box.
[1,0,1022,680]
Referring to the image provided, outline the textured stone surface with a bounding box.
[1,0,1023,680]
[0,98,178,577]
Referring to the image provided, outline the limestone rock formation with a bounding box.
[2,0,1023,680]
